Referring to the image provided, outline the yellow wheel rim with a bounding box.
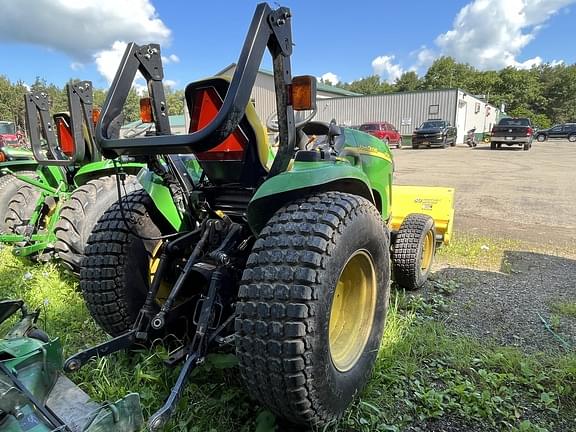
[329,250,377,372]
[421,230,434,272]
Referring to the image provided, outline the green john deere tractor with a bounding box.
[0,81,143,272]
[65,3,453,429]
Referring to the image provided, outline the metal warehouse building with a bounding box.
[313,89,500,144]
[215,66,500,144]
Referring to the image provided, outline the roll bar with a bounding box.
[24,81,97,166]
[96,2,297,176]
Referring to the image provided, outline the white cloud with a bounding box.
[164,79,177,88]
[319,72,340,84]
[371,55,404,83]
[0,0,170,60]
[162,53,180,65]
[0,0,173,84]
[430,0,576,70]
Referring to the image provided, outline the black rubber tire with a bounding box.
[450,138,456,147]
[412,143,419,149]
[235,192,390,427]
[55,175,140,274]
[80,189,171,336]
[392,213,436,291]
[4,184,42,235]
[28,328,50,343]
[536,134,546,142]
[523,142,531,151]
[397,140,402,149]
[383,138,390,148]
[490,142,496,150]
[568,134,576,142]
[0,171,36,233]
[441,137,448,149]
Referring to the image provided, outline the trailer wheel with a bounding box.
[80,190,171,336]
[0,172,36,233]
[4,184,42,236]
[55,175,140,274]
[392,213,436,291]
[236,192,390,426]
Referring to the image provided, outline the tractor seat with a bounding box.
[185,77,269,186]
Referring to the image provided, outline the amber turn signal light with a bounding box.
[140,97,154,123]
[92,108,101,127]
[290,75,317,111]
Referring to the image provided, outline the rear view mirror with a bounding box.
[291,76,317,111]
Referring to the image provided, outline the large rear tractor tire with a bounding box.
[392,213,436,291]
[4,184,42,236]
[55,175,140,274]
[236,192,390,426]
[0,172,36,233]
[80,190,171,336]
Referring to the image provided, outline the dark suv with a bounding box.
[535,123,576,142]
[411,120,457,149]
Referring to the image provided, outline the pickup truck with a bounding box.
[490,117,533,150]
[412,120,457,149]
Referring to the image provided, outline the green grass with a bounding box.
[550,302,576,318]
[1,238,575,431]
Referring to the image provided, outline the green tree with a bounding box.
[422,56,476,90]
[394,71,421,92]
[338,75,393,95]
[165,87,185,116]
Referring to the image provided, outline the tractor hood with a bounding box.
[0,299,144,432]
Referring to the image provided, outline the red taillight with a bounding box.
[55,117,75,157]
[190,86,246,161]
[526,127,533,136]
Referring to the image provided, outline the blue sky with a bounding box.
[0,0,574,89]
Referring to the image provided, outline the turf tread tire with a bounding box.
[80,189,169,336]
[0,172,37,233]
[54,175,140,274]
[235,191,390,426]
[392,213,436,290]
[4,184,42,235]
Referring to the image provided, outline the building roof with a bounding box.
[216,63,360,97]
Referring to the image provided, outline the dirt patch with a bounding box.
[432,251,576,353]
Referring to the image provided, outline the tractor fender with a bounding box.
[247,161,376,235]
[73,160,144,187]
[137,169,183,231]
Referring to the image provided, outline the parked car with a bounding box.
[411,120,457,149]
[359,122,402,148]
[535,123,576,142]
[490,117,533,150]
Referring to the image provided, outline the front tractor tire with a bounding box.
[392,213,436,291]
[55,175,140,274]
[80,190,170,336]
[235,192,390,426]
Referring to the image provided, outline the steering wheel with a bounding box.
[265,108,318,132]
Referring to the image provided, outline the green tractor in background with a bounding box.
[0,81,143,272]
[62,3,454,429]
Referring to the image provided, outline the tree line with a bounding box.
[0,76,185,130]
[2,56,575,130]
[330,57,576,129]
